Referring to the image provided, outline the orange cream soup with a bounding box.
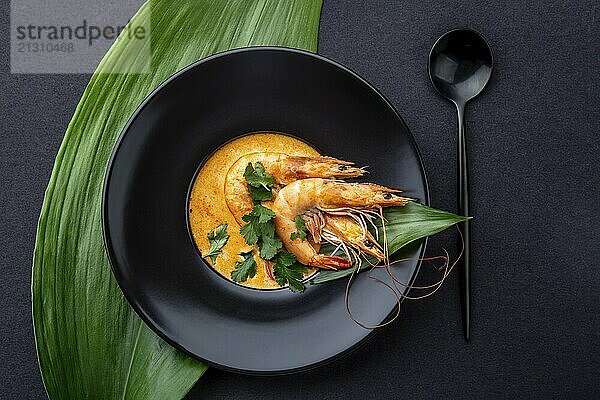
[188,132,319,289]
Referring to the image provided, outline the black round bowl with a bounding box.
[103,47,428,374]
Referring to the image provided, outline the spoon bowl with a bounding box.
[429,29,493,105]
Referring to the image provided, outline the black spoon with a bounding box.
[428,28,493,341]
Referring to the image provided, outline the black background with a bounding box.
[1,1,599,399]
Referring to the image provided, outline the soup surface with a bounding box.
[189,132,319,289]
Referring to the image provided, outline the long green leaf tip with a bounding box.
[32,1,323,399]
[311,202,469,284]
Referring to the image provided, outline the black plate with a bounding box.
[103,47,429,374]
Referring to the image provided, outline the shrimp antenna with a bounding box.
[343,218,464,328]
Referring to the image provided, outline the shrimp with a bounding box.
[224,152,364,225]
[272,178,412,269]
[321,215,384,262]
[224,152,368,274]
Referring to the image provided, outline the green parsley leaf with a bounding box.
[239,163,285,263]
[204,222,229,263]
[247,185,273,203]
[250,204,276,223]
[276,251,296,266]
[273,251,308,293]
[244,161,275,190]
[259,234,283,260]
[231,251,257,283]
[240,215,260,245]
[240,205,277,246]
[244,162,275,203]
[290,215,307,241]
[259,220,276,237]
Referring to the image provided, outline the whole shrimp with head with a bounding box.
[272,178,413,269]
[225,152,365,221]
[224,153,385,267]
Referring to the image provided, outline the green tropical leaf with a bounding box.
[32,0,323,399]
[311,202,468,284]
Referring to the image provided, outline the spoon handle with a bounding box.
[456,103,471,341]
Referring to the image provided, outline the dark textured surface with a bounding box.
[1,1,599,398]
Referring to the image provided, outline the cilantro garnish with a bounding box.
[251,204,276,223]
[239,205,282,260]
[239,219,260,245]
[239,200,282,260]
[240,205,275,244]
[273,251,309,293]
[231,251,257,283]
[259,234,282,260]
[238,161,307,291]
[244,162,275,203]
[204,222,229,263]
[244,161,275,189]
[290,215,307,241]
[247,185,273,202]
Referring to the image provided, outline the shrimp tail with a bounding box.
[311,254,352,270]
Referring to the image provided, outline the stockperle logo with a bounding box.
[10,0,149,74]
